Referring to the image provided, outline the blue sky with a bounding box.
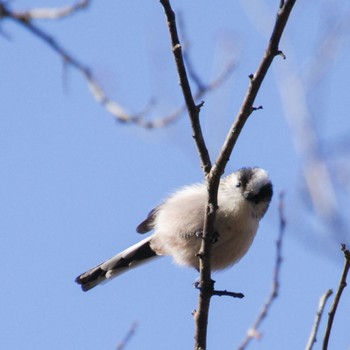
[1,1,350,349]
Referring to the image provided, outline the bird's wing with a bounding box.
[136,206,160,233]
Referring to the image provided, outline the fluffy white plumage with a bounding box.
[76,167,273,291]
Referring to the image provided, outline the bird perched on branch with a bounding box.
[75,167,273,292]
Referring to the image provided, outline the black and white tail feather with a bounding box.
[75,167,273,292]
[75,237,156,291]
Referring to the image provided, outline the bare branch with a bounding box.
[211,289,244,299]
[14,0,89,21]
[194,280,244,299]
[322,244,350,350]
[154,59,237,127]
[1,1,235,130]
[159,0,212,174]
[213,0,296,179]
[1,3,155,127]
[238,192,287,350]
[158,3,244,349]
[116,321,139,350]
[194,1,296,348]
[306,289,333,350]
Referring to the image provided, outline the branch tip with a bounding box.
[322,244,350,350]
[277,50,287,59]
[196,101,205,111]
[306,289,333,350]
[212,290,245,299]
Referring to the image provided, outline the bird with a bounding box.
[75,167,273,292]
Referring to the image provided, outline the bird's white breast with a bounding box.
[150,179,260,270]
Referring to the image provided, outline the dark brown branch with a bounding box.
[195,2,296,349]
[159,0,212,175]
[238,192,287,350]
[162,1,296,348]
[212,289,244,299]
[213,0,296,179]
[194,280,244,299]
[306,289,333,350]
[322,244,350,350]
[159,4,233,349]
[193,188,220,350]
[195,3,297,343]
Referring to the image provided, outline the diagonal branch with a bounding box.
[116,321,139,350]
[144,59,237,128]
[1,1,235,129]
[12,0,90,21]
[1,3,151,126]
[159,0,212,174]
[306,289,333,350]
[322,244,350,350]
[213,1,296,179]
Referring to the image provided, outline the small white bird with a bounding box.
[76,167,273,291]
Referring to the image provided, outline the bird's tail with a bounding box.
[75,236,157,291]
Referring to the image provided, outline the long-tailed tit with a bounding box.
[76,167,273,291]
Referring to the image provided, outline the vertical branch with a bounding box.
[322,244,350,350]
[196,2,296,349]
[193,188,218,350]
[160,1,297,349]
[200,0,296,349]
[196,1,296,348]
[159,5,215,346]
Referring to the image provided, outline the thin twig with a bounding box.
[14,0,89,20]
[306,289,333,350]
[212,289,244,299]
[1,4,147,125]
[1,1,234,129]
[116,321,139,350]
[177,12,206,92]
[238,192,287,350]
[147,59,237,128]
[322,244,350,350]
[194,280,244,299]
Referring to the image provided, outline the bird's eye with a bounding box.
[236,181,241,188]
